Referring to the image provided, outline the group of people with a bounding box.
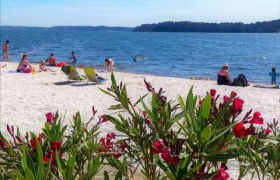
[2,40,115,73]
[217,63,279,85]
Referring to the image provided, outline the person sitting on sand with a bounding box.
[105,58,114,72]
[16,54,35,73]
[217,63,232,85]
[269,68,279,85]
[39,60,55,72]
[69,51,77,65]
[47,53,57,66]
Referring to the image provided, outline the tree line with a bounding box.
[134,19,280,33]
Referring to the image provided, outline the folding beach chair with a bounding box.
[61,65,86,81]
[84,67,99,84]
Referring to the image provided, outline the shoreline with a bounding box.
[0,61,267,86]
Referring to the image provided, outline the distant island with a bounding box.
[0,26,133,31]
[134,19,280,33]
[1,19,279,33]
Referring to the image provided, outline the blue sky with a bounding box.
[1,0,279,27]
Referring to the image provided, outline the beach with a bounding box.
[0,62,279,179]
[1,62,279,133]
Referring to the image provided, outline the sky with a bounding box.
[1,0,279,27]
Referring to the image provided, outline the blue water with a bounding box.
[1,30,279,84]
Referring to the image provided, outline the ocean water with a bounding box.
[1,30,279,84]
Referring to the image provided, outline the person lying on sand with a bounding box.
[16,54,35,73]
[217,63,232,85]
[39,60,55,72]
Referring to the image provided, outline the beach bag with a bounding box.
[233,74,249,87]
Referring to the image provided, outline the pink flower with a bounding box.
[210,89,217,97]
[114,152,122,158]
[120,142,127,150]
[223,96,230,106]
[100,115,109,123]
[249,111,263,125]
[266,128,272,135]
[151,140,165,154]
[212,168,229,180]
[231,91,237,98]
[199,99,205,105]
[43,155,50,163]
[50,141,62,151]
[142,111,147,116]
[233,98,244,112]
[30,137,42,150]
[161,149,175,165]
[46,112,54,124]
[106,133,116,140]
[0,138,9,148]
[145,119,152,124]
[232,123,247,138]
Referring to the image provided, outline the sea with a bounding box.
[1,29,279,84]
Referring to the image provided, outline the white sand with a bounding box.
[0,62,279,179]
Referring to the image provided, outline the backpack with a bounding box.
[233,74,249,87]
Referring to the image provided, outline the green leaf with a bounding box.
[25,167,36,180]
[104,170,110,180]
[200,94,211,120]
[166,171,176,180]
[114,171,122,180]
[36,139,44,180]
[212,94,234,130]
[133,94,148,107]
[99,87,116,98]
[200,125,212,144]
[180,154,191,171]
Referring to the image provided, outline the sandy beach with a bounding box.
[1,62,279,134]
[0,62,279,179]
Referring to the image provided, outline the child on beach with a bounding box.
[69,51,77,65]
[39,60,55,72]
[269,68,279,85]
[105,58,114,72]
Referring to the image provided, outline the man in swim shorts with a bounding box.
[2,40,9,62]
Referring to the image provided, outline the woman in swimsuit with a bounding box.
[217,63,231,85]
[16,54,35,73]
[105,58,114,72]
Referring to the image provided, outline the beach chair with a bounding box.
[84,67,99,84]
[61,65,86,81]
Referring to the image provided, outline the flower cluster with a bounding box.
[98,132,126,159]
[151,139,176,165]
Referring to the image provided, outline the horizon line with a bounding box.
[1,19,279,28]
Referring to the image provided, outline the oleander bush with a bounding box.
[0,73,279,180]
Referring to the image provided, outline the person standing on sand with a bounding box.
[2,41,9,62]
[105,58,114,72]
[69,51,77,65]
[217,63,232,85]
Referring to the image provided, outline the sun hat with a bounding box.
[223,63,229,67]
